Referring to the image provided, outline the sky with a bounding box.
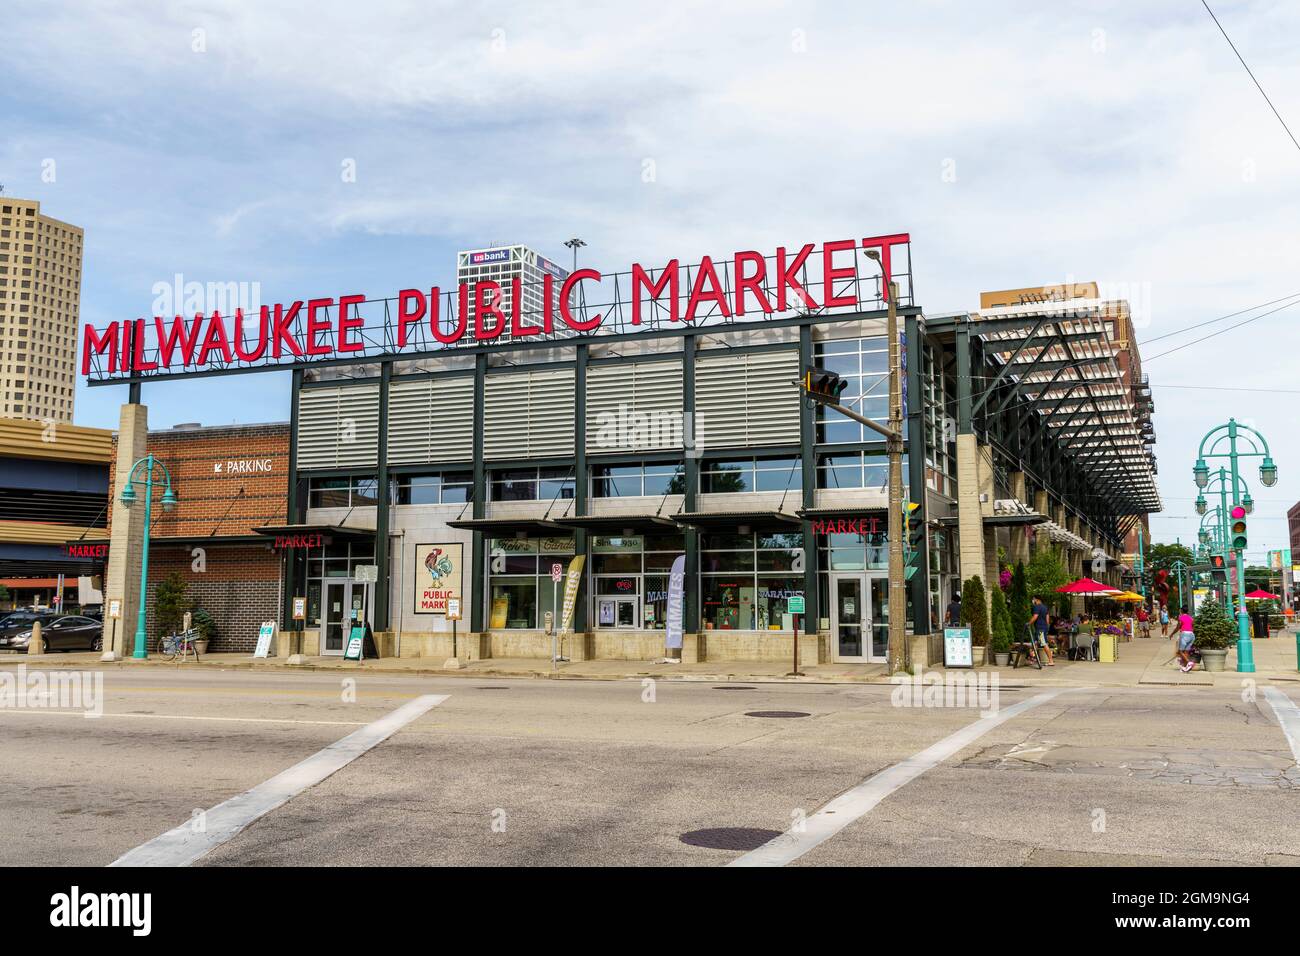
[3,0,1299,562]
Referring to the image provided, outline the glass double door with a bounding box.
[322,579,372,655]
[831,573,888,662]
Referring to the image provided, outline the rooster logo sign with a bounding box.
[424,547,455,588]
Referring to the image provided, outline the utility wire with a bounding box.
[1138,291,1300,345]
[1144,298,1300,361]
[1201,0,1300,156]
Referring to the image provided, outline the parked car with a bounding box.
[0,615,102,652]
[0,610,58,644]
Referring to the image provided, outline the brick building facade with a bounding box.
[103,422,289,653]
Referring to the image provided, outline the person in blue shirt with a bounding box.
[1029,595,1055,666]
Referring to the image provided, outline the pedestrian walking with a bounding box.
[1159,603,1170,637]
[946,592,962,627]
[1029,594,1055,666]
[1176,609,1196,671]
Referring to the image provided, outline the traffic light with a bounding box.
[1229,504,1248,551]
[902,500,922,581]
[802,367,848,403]
[1210,553,1227,583]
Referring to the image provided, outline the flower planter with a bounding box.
[1200,648,1228,672]
[194,639,210,656]
[993,652,1010,667]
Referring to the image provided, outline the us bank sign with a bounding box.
[82,235,912,384]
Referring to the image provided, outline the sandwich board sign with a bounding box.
[253,620,276,658]
[943,627,974,668]
[344,625,366,661]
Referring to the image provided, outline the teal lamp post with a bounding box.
[120,454,178,659]
[1193,418,1278,673]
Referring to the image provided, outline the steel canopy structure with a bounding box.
[927,296,1159,552]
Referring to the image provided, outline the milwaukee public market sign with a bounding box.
[82,235,911,383]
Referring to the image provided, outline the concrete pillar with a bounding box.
[101,403,148,660]
[955,434,986,593]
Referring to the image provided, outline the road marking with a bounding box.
[110,694,448,867]
[0,709,369,726]
[1263,686,1300,763]
[728,689,1067,867]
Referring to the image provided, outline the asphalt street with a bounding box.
[1,667,1298,867]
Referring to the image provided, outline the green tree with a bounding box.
[1192,597,1236,650]
[1026,546,1070,618]
[154,572,190,636]
[961,576,989,646]
[1009,562,1031,639]
[989,584,1013,653]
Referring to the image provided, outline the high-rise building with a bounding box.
[456,244,569,339]
[0,196,83,423]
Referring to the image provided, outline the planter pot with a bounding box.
[1200,648,1228,672]
[993,652,1010,667]
[194,639,210,656]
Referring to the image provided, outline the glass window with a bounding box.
[490,581,537,629]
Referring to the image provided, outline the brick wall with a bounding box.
[142,544,280,653]
[108,422,289,539]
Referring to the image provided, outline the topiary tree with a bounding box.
[154,571,190,636]
[989,583,1013,654]
[1009,561,1031,641]
[961,575,990,646]
[1193,598,1236,650]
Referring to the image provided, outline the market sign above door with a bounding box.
[83,235,911,384]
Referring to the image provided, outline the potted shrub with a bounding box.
[989,585,1013,667]
[1192,600,1234,672]
[960,575,990,663]
[190,607,217,655]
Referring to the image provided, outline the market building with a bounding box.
[88,236,1159,664]
[0,416,110,610]
[87,421,290,654]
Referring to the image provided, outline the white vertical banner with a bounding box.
[665,554,686,650]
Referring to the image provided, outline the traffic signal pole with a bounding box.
[798,282,907,675]
[885,280,906,675]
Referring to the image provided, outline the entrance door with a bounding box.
[832,573,888,663]
[322,579,372,656]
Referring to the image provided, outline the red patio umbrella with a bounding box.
[1057,577,1116,594]
[1245,589,1279,599]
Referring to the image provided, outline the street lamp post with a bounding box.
[120,454,178,659]
[1193,418,1278,673]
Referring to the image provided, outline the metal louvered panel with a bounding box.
[696,349,800,448]
[483,369,576,460]
[387,377,475,465]
[586,360,684,452]
[296,383,380,469]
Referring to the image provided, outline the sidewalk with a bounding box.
[3,628,1296,687]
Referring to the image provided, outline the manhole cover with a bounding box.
[714,685,757,691]
[744,710,810,719]
[680,827,782,851]
[474,686,510,690]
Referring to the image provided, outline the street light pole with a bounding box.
[1193,418,1278,674]
[121,454,179,660]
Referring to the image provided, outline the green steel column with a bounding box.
[470,353,487,635]
[282,368,302,627]
[955,324,972,434]
[574,343,589,633]
[905,312,930,636]
[373,361,392,631]
[684,333,700,633]
[798,324,819,626]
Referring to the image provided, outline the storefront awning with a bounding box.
[444,517,570,537]
[549,514,681,532]
[253,524,376,543]
[798,507,887,519]
[672,510,801,529]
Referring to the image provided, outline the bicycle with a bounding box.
[159,628,201,663]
